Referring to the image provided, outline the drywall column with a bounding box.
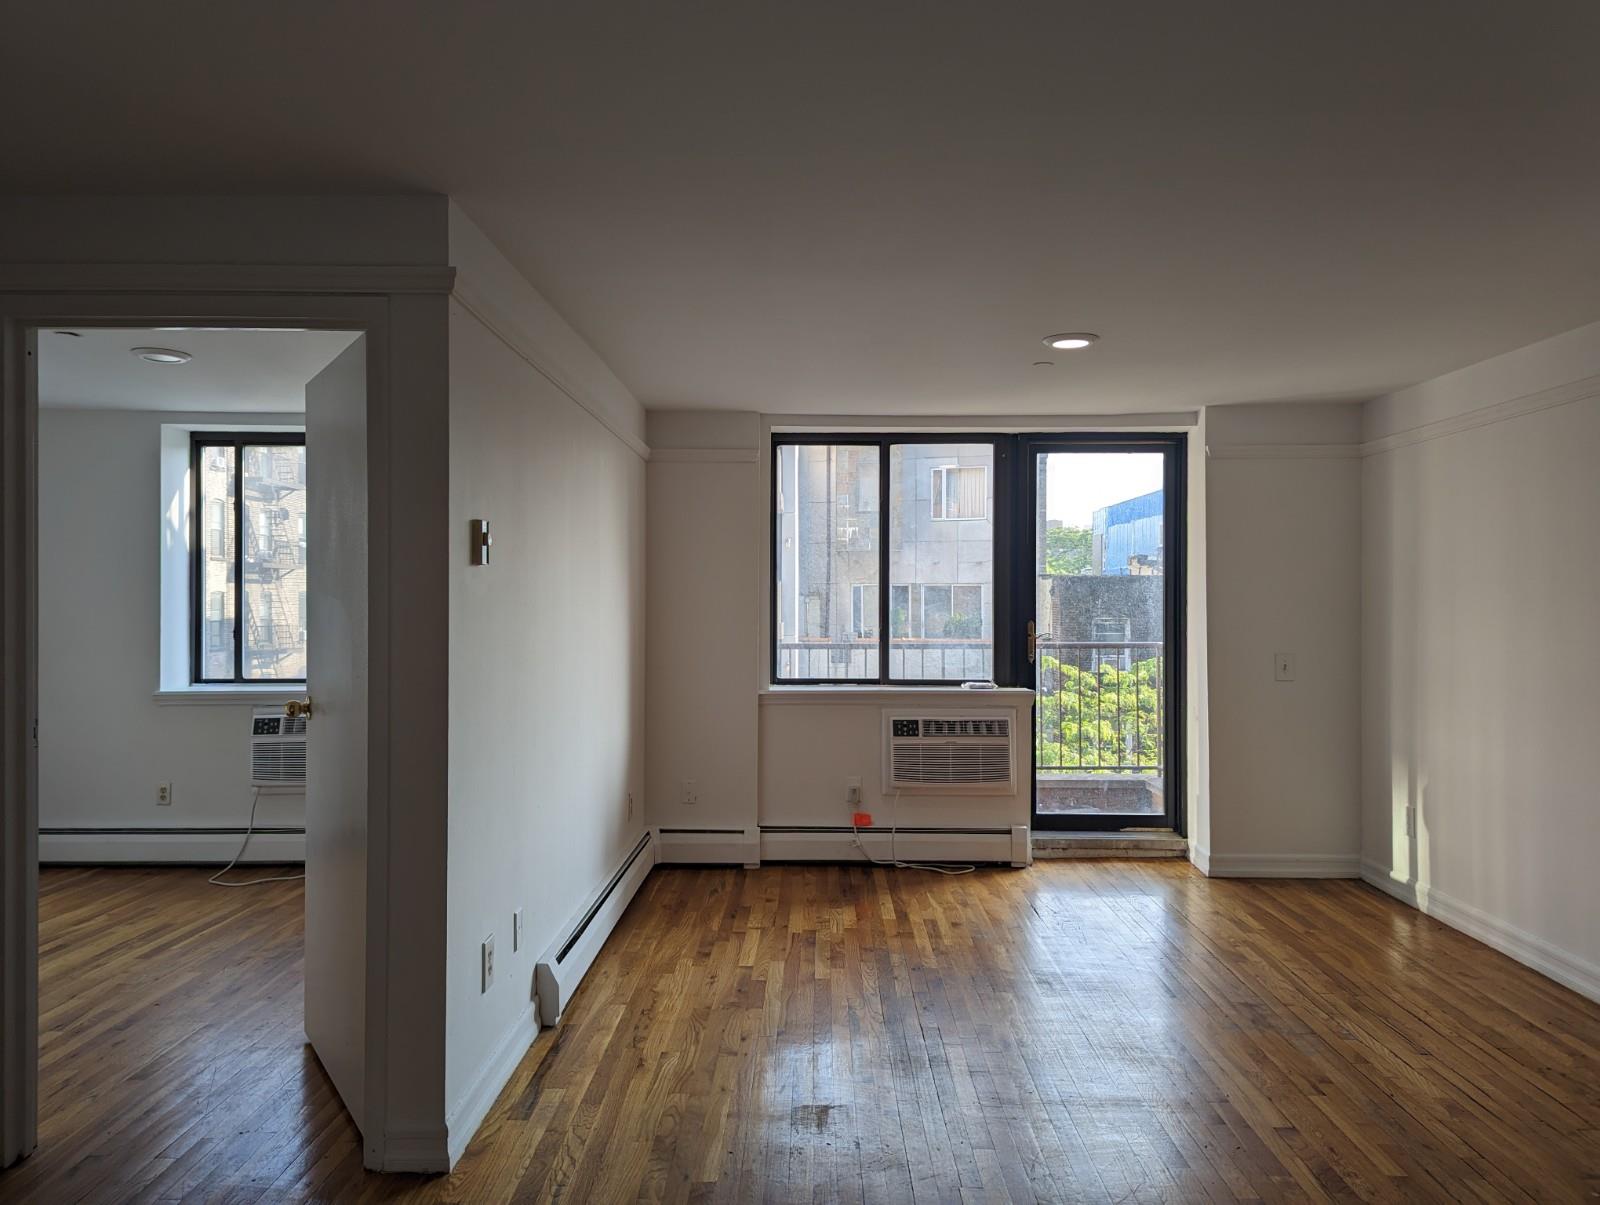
[1203,402,1363,876]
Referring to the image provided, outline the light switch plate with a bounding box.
[482,934,495,992]
[1274,653,1296,682]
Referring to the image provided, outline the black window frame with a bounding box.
[770,434,1015,687]
[189,431,307,685]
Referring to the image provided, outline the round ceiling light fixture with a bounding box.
[131,347,192,364]
[1042,332,1100,350]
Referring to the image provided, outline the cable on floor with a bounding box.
[852,790,976,875]
[208,787,306,887]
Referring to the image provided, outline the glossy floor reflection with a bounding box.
[6,862,1599,1203]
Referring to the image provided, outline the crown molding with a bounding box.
[1207,443,1361,460]
[0,262,455,295]
[1361,374,1600,457]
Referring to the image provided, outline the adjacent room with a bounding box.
[0,3,1597,1202]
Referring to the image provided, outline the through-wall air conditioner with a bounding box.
[250,707,307,791]
[883,711,1014,795]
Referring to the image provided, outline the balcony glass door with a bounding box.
[1024,439,1184,831]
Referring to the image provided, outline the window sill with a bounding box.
[760,685,1035,706]
[154,687,303,707]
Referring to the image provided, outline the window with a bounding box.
[931,464,988,520]
[1091,617,1133,670]
[774,437,995,683]
[773,443,880,680]
[192,434,307,683]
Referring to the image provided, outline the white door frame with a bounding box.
[0,267,452,1170]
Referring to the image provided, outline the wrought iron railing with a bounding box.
[776,640,993,682]
[1035,641,1163,774]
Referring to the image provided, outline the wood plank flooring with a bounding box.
[3,862,1598,1203]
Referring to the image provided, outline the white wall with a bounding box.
[1203,403,1363,875]
[646,413,761,842]
[442,207,648,1162]
[1362,321,1600,999]
[38,408,305,859]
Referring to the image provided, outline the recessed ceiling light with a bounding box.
[53,330,81,338]
[131,347,192,364]
[1033,361,1055,368]
[1043,332,1100,350]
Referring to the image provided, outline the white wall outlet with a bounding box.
[845,776,862,805]
[1404,806,1416,838]
[681,779,699,805]
[1273,653,1296,682]
[513,908,524,952]
[156,782,172,806]
[481,934,495,992]
[626,792,634,820]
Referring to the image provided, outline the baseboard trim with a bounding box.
[1360,860,1600,1004]
[655,827,760,867]
[379,1122,451,1174]
[444,1002,539,1168]
[535,831,655,1026]
[1204,852,1361,878]
[39,828,305,865]
[758,827,1026,867]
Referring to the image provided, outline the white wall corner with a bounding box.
[1188,844,1212,876]
[1360,861,1600,1005]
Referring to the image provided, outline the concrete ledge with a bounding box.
[1032,832,1187,860]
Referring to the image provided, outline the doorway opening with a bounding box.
[18,324,371,1193]
[1022,436,1185,833]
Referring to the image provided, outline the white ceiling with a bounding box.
[38,329,360,413]
[5,2,1600,415]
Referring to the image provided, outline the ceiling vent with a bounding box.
[883,711,1014,795]
[250,708,307,791]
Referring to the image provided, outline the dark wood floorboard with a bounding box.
[3,862,1598,1203]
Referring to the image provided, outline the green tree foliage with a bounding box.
[1035,652,1163,771]
[1045,525,1092,575]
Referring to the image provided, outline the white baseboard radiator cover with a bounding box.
[39,826,306,864]
[654,826,760,866]
[534,830,656,1026]
[759,825,1031,868]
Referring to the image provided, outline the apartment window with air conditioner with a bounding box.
[191,433,307,683]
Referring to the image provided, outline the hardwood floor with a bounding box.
[4,862,1598,1203]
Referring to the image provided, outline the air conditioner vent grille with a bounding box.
[920,717,1009,739]
[884,711,1014,795]
[250,707,307,790]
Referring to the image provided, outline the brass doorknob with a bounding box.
[285,698,314,720]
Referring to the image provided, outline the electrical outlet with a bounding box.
[627,792,634,820]
[1404,806,1416,838]
[156,782,172,806]
[681,779,699,805]
[845,776,862,805]
[513,908,524,952]
[1273,653,1296,682]
[482,934,495,992]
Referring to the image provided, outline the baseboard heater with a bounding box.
[759,824,1031,868]
[654,826,759,866]
[534,830,655,1026]
[38,826,306,865]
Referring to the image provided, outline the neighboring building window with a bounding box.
[193,434,308,683]
[1091,617,1132,670]
[774,438,995,683]
[931,464,988,520]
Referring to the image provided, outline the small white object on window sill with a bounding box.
[960,680,998,690]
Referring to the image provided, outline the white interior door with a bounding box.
[302,336,368,1132]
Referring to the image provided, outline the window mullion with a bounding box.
[234,440,245,682]
[877,440,890,683]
